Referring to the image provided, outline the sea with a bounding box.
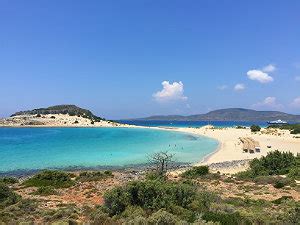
[0,127,218,173]
[0,121,267,174]
[117,120,267,128]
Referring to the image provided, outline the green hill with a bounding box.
[11,105,105,121]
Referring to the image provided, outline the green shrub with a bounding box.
[236,150,297,179]
[273,180,285,189]
[0,177,18,185]
[0,183,20,208]
[250,125,261,132]
[32,186,58,196]
[75,171,113,182]
[288,167,300,180]
[24,170,74,188]
[291,128,300,134]
[148,209,179,224]
[202,211,250,225]
[182,166,209,178]
[272,196,293,205]
[104,180,196,216]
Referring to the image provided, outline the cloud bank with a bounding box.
[153,81,188,102]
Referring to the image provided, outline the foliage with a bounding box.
[236,150,297,179]
[202,211,250,225]
[32,186,58,196]
[24,170,74,188]
[76,171,113,182]
[181,166,209,178]
[0,177,18,185]
[268,123,300,134]
[104,179,196,216]
[0,183,20,208]
[288,166,300,180]
[250,125,261,132]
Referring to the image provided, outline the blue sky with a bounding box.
[0,1,299,119]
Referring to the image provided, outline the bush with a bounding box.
[250,125,261,132]
[291,128,300,134]
[103,180,196,216]
[236,151,297,179]
[32,186,58,196]
[288,167,300,180]
[148,209,179,224]
[0,177,18,185]
[202,211,250,225]
[36,114,41,117]
[24,170,74,188]
[76,171,113,182]
[182,166,209,178]
[50,116,56,119]
[273,180,285,189]
[0,183,20,208]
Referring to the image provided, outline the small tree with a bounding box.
[149,151,175,176]
[250,125,261,132]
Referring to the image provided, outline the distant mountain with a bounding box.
[11,105,105,121]
[133,108,300,122]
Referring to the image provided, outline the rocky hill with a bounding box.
[135,108,300,122]
[11,104,104,121]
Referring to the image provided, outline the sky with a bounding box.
[0,0,300,119]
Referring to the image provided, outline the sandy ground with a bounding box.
[164,126,300,174]
[0,114,133,127]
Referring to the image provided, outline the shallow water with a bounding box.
[0,127,218,172]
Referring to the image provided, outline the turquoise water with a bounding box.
[0,127,218,172]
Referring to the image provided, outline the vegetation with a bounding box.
[0,183,20,209]
[181,166,209,178]
[11,104,105,121]
[75,171,113,182]
[32,186,58,196]
[0,177,18,185]
[268,123,300,134]
[236,150,298,179]
[250,125,261,132]
[23,170,74,188]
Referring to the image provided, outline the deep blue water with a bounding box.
[118,120,267,128]
[0,127,218,172]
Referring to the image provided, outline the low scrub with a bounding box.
[75,171,113,182]
[236,150,298,179]
[104,179,196,216]
[23,170,74,188]
[32,186,58,196]
[0,177,18,185]
[0,183,20,208]
[181,166,209,178]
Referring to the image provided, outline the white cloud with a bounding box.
[234,83,245,91]
[295,76,300,81]
[291,97,300,108]
[253,97,283,109]
[262,64,276,73]
[247,69,274,83]
[153,81,188,102]
[217,85,228,90]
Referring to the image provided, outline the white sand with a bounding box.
[164,126,300,173]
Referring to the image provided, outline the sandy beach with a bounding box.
[165,126,300,174]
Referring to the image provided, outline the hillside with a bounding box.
[0,105,125,127]
[11,104,104,121]
[135,108,300,122]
